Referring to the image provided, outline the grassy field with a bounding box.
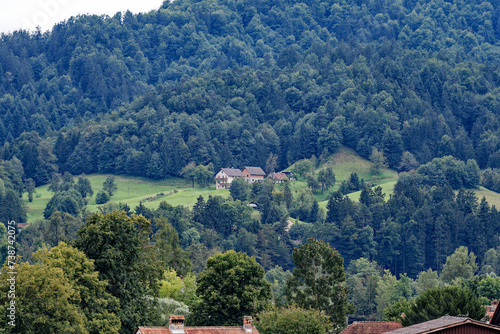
[30,147,500,223]
[470,187,500,208]
[283,146,399,208]
[24,175,230,222]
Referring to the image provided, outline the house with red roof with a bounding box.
[135,316,259,334]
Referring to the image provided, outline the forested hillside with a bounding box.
[1,0,500,183]
[3,0,500,331]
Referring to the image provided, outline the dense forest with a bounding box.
[3,0,500,331]
[1,0,500,183]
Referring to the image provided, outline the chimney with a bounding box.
[169,315,185,333]
[243,316,253,333]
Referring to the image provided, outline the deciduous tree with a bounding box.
[257,305,332,334]
[74,211,163,334]
[191,250,271,326]
[103,176,118,196]
[440,246,478,284]
[285,238,353,332]
[400,286,484,326]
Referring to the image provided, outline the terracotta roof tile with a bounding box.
[269,172,286,180]
[186,326,258,333]
[136,327,169,334]
[135,326,259,334]
[243,167,266,176]
[341,321,402,334]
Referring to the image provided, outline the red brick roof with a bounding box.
[340,321,403,334]
[269,172,286,180]
[135,326,259,334]
[136,328,169,334]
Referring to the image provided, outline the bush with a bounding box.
[95,190,110,204]
[400,286,484,326]
[257,305,332,334]
[44,189,86,219]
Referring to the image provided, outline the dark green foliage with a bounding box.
[481,168,500,193]
[46,211,82,247]
[191,250,271,326]
[0,187,26,225]
[283,182,293,210]
[400,286,485,326]
[338,173,364,195]
[286,238,353,332]
[417,156,480,190]
[103,176,118,196]
[230,177,249,201]
[317,168,335,193]
[265,265,292,307]
[44,189,85,219]
[24,178,36,202]
[0,0,499,185]
[154,218,192,276]
[75,174,94,198]
[346,258,381,321]
[74,211,163,334]
[95,190,110,205]
[48,172,62,193]
[290,190,320,223]
[181,163,214,188]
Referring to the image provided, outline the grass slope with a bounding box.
[27,147,500,223]
[24,175,229,222]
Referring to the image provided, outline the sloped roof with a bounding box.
[186,327,258,333]
[340,321,402,334]
[243,167,266,176]
[491,302,500,325]
[383,316,500,334]
[136,327,169,334]
[220,168,245,177]
[269,172,286,180]
[136,326,259,334]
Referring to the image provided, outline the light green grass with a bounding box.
[25,147,400,222]
[319,146,397,182]
[24,174,230,223]
[286,146,398,207]
[470,187,500,208]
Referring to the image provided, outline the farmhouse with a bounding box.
[135,315,259,334]
[215,167,267,189]
[215,168,245,189]
[242,167,266,183]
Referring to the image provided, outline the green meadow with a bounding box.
[25,146,500,223]
[24,175,229,222]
